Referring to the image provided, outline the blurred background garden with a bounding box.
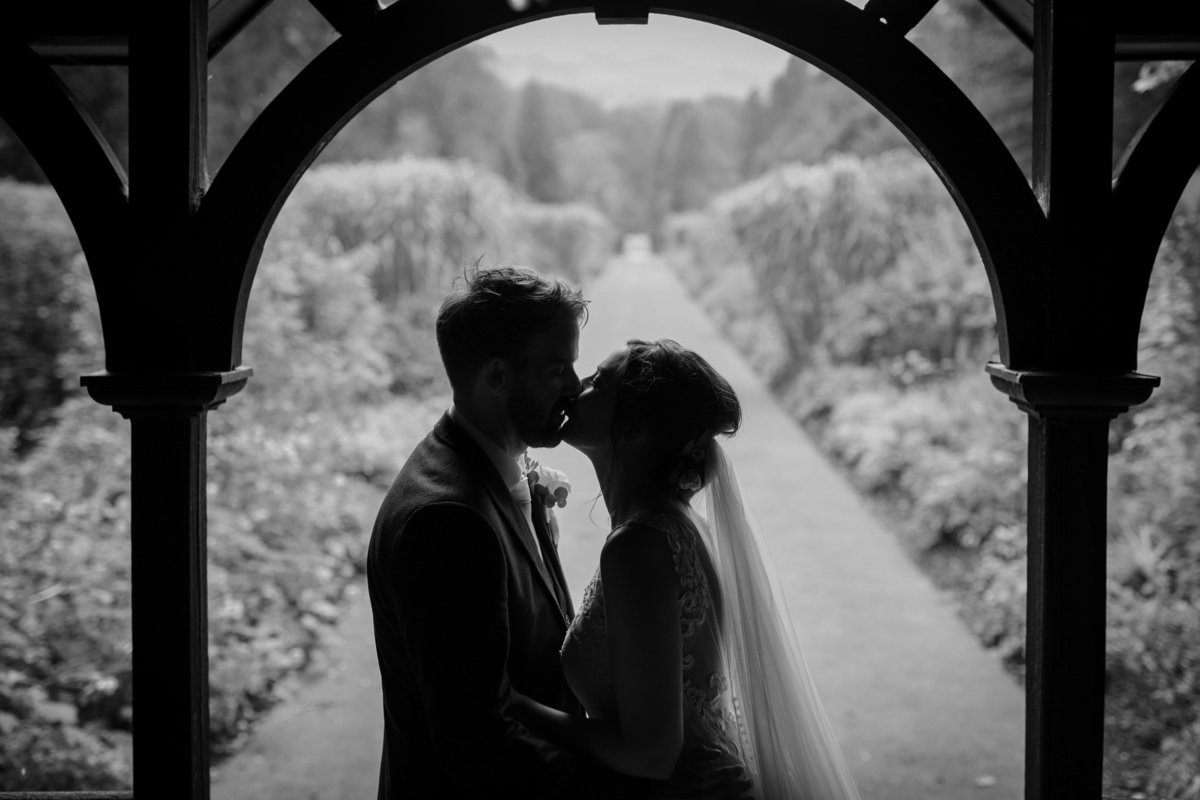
[1,0,1197,796]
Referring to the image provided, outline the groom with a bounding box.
[367,267,635,798]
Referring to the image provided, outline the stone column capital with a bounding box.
[985,363,1159,418]
[81,367,253,417]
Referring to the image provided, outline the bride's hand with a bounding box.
[507,690,569,746]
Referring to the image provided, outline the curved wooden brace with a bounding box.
[1112,62,1200,369]
[193,0,1049,372]
[0,39,133,370]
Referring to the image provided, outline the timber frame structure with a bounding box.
[3,0,1199,798]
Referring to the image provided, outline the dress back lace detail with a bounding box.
[560,512,750,797]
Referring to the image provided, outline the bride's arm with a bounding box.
[512,524,684,780]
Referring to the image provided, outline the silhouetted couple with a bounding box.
[367,267,861,799]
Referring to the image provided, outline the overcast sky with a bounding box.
[477,14,794,107]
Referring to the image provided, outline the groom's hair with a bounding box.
[436,265,588,390]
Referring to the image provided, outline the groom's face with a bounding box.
[507,311,582,449]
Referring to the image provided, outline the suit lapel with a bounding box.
[436,415,569,624]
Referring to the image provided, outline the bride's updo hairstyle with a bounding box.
[610,339,741,499]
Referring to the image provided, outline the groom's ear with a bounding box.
[481,357,513,396]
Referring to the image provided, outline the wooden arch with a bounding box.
[1112,62,1200,365]
[0,38,133,365]
[193,0,1049,374]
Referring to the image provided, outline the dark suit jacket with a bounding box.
[368,412,622,799]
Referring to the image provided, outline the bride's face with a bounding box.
[560,349,625,455]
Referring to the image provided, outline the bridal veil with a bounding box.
[699,441,862,800]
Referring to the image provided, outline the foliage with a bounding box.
[268,157,613,394]
[0,399,134,789]
[510,202,617,284]
[666,152,1200,797]
[0,181,86,452]
[320,48,514,175]
[273,158,519,300]
[515,82,566,203]
[668,151,991,383]
[1103,200,1200,794]
[741,58,910,178]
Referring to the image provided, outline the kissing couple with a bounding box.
[367,267,861,799]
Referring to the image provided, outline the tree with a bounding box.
[320,47,513,172]
[655,103,712,217]
[514,82,564,203]
[207,0,337,172]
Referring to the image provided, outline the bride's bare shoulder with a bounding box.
[600,518,680,584]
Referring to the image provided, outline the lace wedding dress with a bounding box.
[560,510,753,798]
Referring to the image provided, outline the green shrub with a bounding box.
[0,720,131,791]
[0,180,86,452]
[271,157,616,304]
[0,398,132,790]
[510,201,617,283]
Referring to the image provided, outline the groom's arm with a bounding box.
[395,504,633,799]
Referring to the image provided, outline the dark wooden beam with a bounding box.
[78,372,251,800]
[1032,0,1119,371]
[977,0,1034,48]
[862,0,939,35]
[14,0,132,63]
[306,0,381,35]
[1115,0,1200,39]
[209,0,280,57]
[129,0,209,362]
[123,4,215,800]
[976,0,1200,58]
[1114,0,1200,59]
[0,37,134,369]
[7,1,131,38]
[1114,34,1200,60]
[26,36,130,65]
[1112,64,1200,366]
[19,0,280,63]
[0,794,134,800]
[1027,0,1123,792]
[988,366,1158,800]
[989,368,1158,800]
[595,0,649,24]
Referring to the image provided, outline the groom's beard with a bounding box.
[509,393,570,449]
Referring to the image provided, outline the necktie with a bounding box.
[510,477,546,566]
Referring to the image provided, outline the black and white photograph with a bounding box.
[2,2,1198,799]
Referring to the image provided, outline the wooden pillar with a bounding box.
[103,2,216,795]
[1033,0,1117,371]
[1025,3,1138,789]
[82,371,251,800]
[128,0,208,368]
[987,366,1157,800]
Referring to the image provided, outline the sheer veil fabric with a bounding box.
[699,441,862,800]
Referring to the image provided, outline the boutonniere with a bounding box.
[523,456,571,509]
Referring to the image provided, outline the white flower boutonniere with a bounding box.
[523,457,571,509]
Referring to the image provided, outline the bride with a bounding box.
[510,339,862,799]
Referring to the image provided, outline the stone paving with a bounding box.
[212,255,1026,800]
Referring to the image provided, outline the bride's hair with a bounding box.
[610,339,741,497]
